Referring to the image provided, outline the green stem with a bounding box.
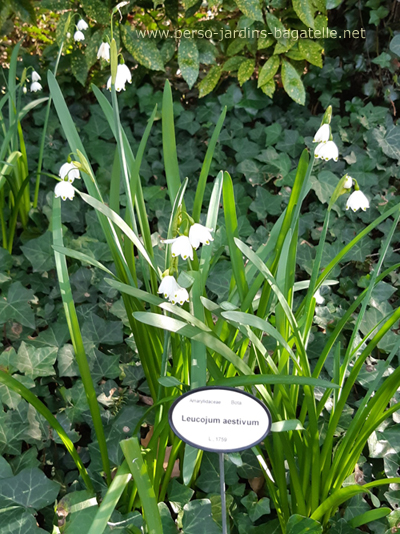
[53,196,111,484]
[34,39,65,208]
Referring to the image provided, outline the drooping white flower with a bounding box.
[22,86,27,94]
[314,289,325,305]
[59,162,80,183]
[67,32,71,39]
[346,190,369,212]
[343,175,353,189]
[313,123,330,143]
[55,181,75,201]
[74,30,85,42]
[97,42,110,61]
[157,276,180,300]
[30,81,42,92]
[171,287,190,306]
[32,71,41,82]
[189,223,214,249]
[76,19,88,31]
[314,140,339,162]
[163,235,193,261]
[107,63,132,92]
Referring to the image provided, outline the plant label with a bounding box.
[169,386,272,453]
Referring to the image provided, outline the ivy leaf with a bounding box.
[81,314,123,346]
[373,125,400,163]
[20,231,55,273]
[196,451,238,493]
[121,25,165,71]
[281,60,306,105]
[234,0,263,22]
[292,0,315,28]
[178,38,199,89]
[182,500,221,534]
[168,479,194,513]
[258,55,280,87]
[0,282,35,329]
[198,66,222,98]
[14,342,57,379]
[0,508,48,534]
[250,187,283,218]
[390,34,400,57]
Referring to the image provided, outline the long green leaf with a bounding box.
[53,196,111,484]
[192,108,226,222]
[223,171,248,301]
[87,462,132,534]
[211,375,339,389]
[120,438,163,534]
[162,81,181,205]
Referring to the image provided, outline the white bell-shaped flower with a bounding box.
[76,19,88,31]
[97,42,110,61]
[55,181,75,201]
[74,30,85,42]
[59,162,80,183]
[32,71,41,82]
[314,140,339,162]
[157,276,180,300]
[30,81,42,92]
[107,63,132,92]
[314,289,325,305]
[188,223,214,249]
[313,123,330,143]
[343,175,353,189]
[163,235,193,261]
[346,190,369,212]
[171,287,190,306]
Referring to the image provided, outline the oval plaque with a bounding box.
[169,386,272,453]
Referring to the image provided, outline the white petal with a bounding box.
[77,19,88,30]
[189,223,214,249]
[118,63,132,84]
[346,190,369,212]
[97,42,110,61]
[158,276,180,299]
[171,287,189,305]
[313,124,330,143]
[74,30,85,42]
[59,162,80,183]
[343,175,353,189]
[167,236,194,261]
[55,181,75,201]
[30,81,42,92]
[32,71,41,82]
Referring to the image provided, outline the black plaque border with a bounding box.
[168,386,272,453]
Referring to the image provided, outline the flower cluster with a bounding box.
[54,162,81,201]
[163,224,214,261]
[158,276,189,306]
[30,71,42,93]
[74,19,88,42]
[313,123,339,162]
[107,63,132,92]
[343,176,369,212]
[158,223,214,305]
